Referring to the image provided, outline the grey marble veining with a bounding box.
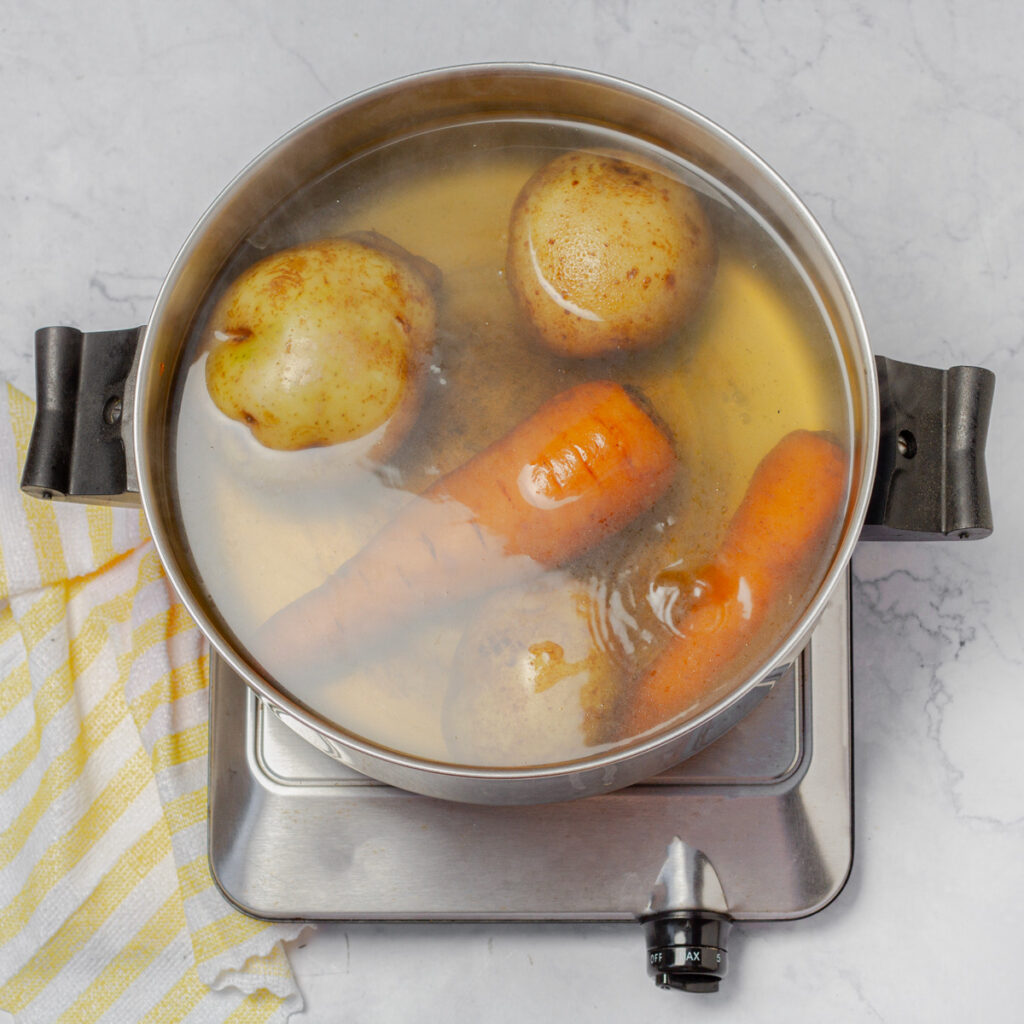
[2,1,1022,1021]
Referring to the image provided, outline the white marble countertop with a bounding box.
[2,1,1022,1020]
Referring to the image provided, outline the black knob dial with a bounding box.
[642,910,731,993]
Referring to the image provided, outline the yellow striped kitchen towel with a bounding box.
[0,382,306,1023]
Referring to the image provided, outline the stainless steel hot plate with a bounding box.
[208,575,851,924]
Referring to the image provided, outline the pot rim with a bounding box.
[136,62,878,791]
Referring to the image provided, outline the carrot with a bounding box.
[624,429,847,737]
[258,380,676,669]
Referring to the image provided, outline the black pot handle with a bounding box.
[20,325,144,507]
[862,355,994,541]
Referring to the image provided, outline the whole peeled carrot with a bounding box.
[625,429,847,737]
[258,380,676,669]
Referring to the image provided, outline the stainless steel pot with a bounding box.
[20,64,993,804]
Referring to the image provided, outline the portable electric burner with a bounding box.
[208,574,852,993]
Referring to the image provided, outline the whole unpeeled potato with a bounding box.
[506,150,716,357]
[204,235,437,456]
[442,577,622,766]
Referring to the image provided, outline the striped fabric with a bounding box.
[0,384,305,1022]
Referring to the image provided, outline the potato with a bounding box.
[506,150,716,357]
[203,235,437,456]
[441,576,622,766]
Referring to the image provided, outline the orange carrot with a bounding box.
[258,380,676,669]
[625,429,847,737]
